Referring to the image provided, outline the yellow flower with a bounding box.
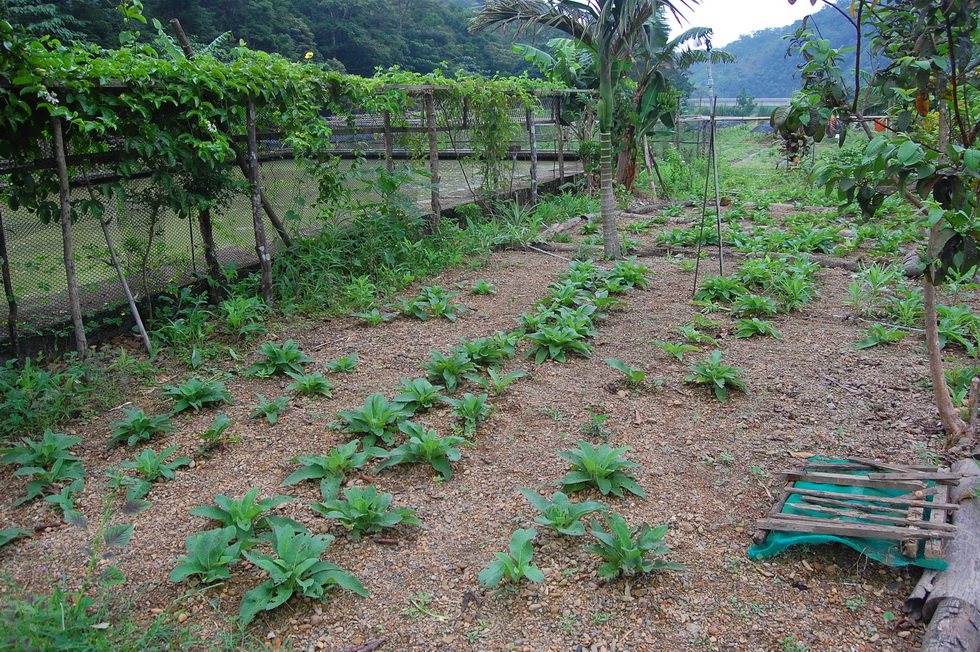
[304,52,314,59]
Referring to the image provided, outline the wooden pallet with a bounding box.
[753,458,969,560]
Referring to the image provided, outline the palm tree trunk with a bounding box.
[599,129,619,259]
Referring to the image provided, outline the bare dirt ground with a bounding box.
[1,204,971,652]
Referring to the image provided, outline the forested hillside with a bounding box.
[686,0,871,98]
[1,0,529,76]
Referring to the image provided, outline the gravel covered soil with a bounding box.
[0,205,970,651]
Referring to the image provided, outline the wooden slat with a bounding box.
[757,516,955,540]
[786,487,959,511]
[902,502,926,558]
[752,485,794,545]
[792,502,956,531]
[868,472,968,484]
[847,457,938,473]
[925,485,952,559]
[781,471,927,492]
[799,495,913,517]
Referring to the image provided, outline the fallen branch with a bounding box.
[537,215,586,241]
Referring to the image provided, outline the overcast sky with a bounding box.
[671,0,827,47]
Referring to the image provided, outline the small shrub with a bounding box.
[325,353,359,373]
[470,279,496,295]
[0,429,86,506]
[734,318,783,339]
[685,351,748,402]
[376,421,468,480]
[285,371,335,397]
[518,488,606,536]
[443,392,491,434]
[653,340,701,361]
[189,488,298,547]
[336,393,410,447]
[587,512,685,579]
[557,441,645,498]
[250,395,290,425]
[311,484,423,537]
[109,409,175,447]
[169,526,243,585]
[478,528,544,588]
[198,414,238,452]
[394,378,447,412]
[160,377,231,413]
[282,440,381,498]
[855,323,906,349]
[422,350,476,393]
[351,308,397,326]
[249,340,314,377]
[604,359,646,386]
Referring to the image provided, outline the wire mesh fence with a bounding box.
[0,88,588,352]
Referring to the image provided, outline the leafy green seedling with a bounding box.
[606,257,652,289]
[250,395,290,425]
[478,528,544,588]
[120,445,191,483]
[422,350,476,394]
[581,406,612,439]
[443,393,491,434]
[653,340,701,361]
[526,325,592,363]
[285,371,335,397]
[674,325,719,347]
[470,279,496,295]
[455,336,515,368]
[169,526,243,585]
[282,441,382,498]
[376,421,468,480]
[336,393,410,447]
[685,351,747,402]
[604,359,646,386]
[518,489,606,536]
[189,488,297,547]
[734,318,783,339]
[240,525,366,626]
[249,340,314,377]
[0,528,31,549]
[44,478,84,516]
[557,441,645,498]
[855,323,906,349]
[311,484,423,538]
[587,512,685,579]
[109,409,175,447]
[465,367,526,396]
[220,296,269,338]
[395,378,446,412]
[325,353,359,373]
[198,414,239,452]
[160,377,232,413]
[351,308,397,326]
[1,430,86,506]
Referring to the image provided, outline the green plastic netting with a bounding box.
[747,459,949,570]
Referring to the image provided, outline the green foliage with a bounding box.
[731,293,779,317]
[240,525,366,626]
[587,512,684,579]
[653,340,701,361]
[685,351,748,402]
[557,441,645,498]
[855,324,907,350]
[606,257,651,290]
[160,377,231,413]
[394,377,447,412]
[0,357,96,441]
[526,324,592,363]
[444,393,492,435]
[197,414,238,452]
[937,304,980,355]
[220,295,270,338]
[0,527,32,548]
[694,275,746,303]
[518,489,606,536]
[455,334,516,369]
[351,307,397,326]
[311,484,423,538]
[734,318,783,340]
[108,408,175,447]
[398,285,464,322]
[422,350,476,394]
[478,528,544,588]
[249,340,314,377]
[581,406,612,440]
[189,488,295,547]
[465,367,526,396]
[44,478,84,516]
[283,441,381,499]
[169,526,243,585]
[120,445,191,483]
[249,395,290,425]
[0,429,86,506]
[376,421,467,480]
[604,358,646,386]
[675,325,719,347]
[325,354,359,373]
[470,279,497,295]
[336,393,410,447]
[285,371,335,397]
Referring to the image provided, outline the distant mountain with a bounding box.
[685,1,870,99]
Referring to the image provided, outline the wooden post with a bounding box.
[197,207,226,295]
[51,116,88,356]
[247,102,275,308]
[674,103,682,156]
[383,110,394,173]
[527,106,538,205]
[642,135,659,201]
[555,100,565,182]
[0,204,20,362]
[425,90,441,228]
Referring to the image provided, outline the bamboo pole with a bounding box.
[383,110,394,173]
[555,100,565,182]
[0,203,20,362]
[425,91,441,228]
[527,106,538,205]
[80,167,153,355]
[51,116,88,356]
[247,102,275,308]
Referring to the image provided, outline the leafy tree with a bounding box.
[787,0,980,442]
[471,0,702,258]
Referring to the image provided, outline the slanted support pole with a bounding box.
[51,116,87,356]
[247,102,275,308]
[527,106,538,205]
[425,90,441,228]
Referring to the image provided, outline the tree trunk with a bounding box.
[599,129,620,260]
[924,275,969,442]
[0,203,20,362]
[51,116,88,356]
[425,91,441,229]
[197,207,226,297]
[614,123,638,191]
[231,142,292,249]
[247,102,275,309]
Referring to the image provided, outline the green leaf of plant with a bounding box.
[103,524,134,548]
